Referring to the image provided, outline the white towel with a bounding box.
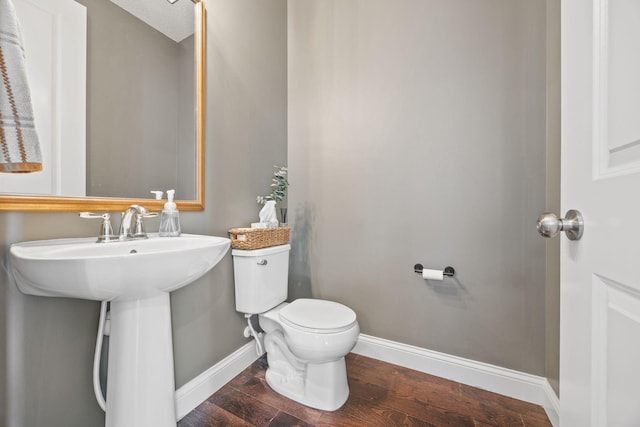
[0,0,42,173]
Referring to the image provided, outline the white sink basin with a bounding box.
[9,233,231,427]
[10,233,230,301]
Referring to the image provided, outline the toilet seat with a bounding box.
[279,299,357,334]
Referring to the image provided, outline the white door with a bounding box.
[560,0,640,425]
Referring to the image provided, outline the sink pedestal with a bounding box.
[106,293,177,427]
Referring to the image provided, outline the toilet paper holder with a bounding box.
[413,264,455,277]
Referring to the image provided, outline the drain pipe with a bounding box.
[93,301,109,411]
[244,314,264,356]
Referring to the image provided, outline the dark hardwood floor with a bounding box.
[178,353,552,427]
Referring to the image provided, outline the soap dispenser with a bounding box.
[159,189,181,237]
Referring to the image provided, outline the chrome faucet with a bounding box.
[119,205,156,240]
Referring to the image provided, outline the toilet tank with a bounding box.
[232,244,290,314]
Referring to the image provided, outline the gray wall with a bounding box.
[177,35,197,200]
[288,0,549,376]
[0,0,287,425]
[173,0,288,388]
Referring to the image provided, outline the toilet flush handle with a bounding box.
[257,259,268,266]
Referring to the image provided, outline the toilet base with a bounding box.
[265,356,350,411]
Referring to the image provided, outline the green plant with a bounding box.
[257,165,289,205]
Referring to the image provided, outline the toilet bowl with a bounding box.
[259,299,359,410]
[232,244,359,411]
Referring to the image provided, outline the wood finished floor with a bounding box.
[178,353,552,427]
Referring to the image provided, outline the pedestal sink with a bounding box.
[9,234,231,427]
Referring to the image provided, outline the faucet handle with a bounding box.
[132,211,159,238]
[79,212,117,243]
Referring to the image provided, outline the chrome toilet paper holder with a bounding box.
[413,264,455,277]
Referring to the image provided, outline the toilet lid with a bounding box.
[280,299,357,332]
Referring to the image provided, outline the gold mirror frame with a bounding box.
[0,0,205,212]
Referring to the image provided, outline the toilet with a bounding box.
[232,244,359,411]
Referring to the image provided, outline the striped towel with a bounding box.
[0,0,42,173]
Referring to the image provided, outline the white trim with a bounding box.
[175,335,560,426]
[542,376,561,427]
[352,334,560,427]
[175,342,259,421]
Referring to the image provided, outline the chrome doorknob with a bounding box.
[537,210,584,240]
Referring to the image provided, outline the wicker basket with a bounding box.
[228,226,290,250]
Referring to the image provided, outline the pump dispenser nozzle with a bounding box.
[166,189,176,208]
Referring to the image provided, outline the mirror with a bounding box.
[0,0,205,212]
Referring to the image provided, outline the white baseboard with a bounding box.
[175,335,560,426]
[175,342,259,421]
[541,377,560,427]
[353,334,560,427]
